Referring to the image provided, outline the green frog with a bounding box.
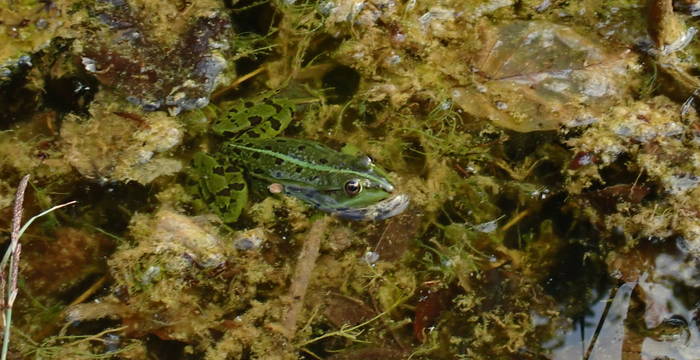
[189,94,409,223]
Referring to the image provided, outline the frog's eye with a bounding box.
[344,179,362,196]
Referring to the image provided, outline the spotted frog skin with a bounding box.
[190,94,409,223]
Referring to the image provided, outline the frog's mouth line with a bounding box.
[282,183,409,221]
[330,194,410,221]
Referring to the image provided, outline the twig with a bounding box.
[280,218,329,339]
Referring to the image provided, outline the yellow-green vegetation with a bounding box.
[2,0,700,359]
[566,96,700,253]
[0,0,82,83]
[60,93,184,184]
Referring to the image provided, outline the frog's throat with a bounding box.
[282,184,409,220]
[333,194,410,221]
[228,143,395,192]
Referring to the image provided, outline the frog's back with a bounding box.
[225,138,365,189]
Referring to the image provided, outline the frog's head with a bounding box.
[282,155,409,221]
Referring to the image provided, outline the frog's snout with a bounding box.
[333,193,410,221]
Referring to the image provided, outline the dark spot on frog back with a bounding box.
[269,118,282,131]
[230,182,245,191]
[249,116,262,127]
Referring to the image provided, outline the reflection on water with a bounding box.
[547,238,700,359]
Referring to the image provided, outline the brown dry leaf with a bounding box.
[323,293,376,328]
[453,21,639,132]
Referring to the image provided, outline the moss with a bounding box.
[0,115,72,181]
[0,0,84,84]
[60,93,184,184]
[567,96,700,255]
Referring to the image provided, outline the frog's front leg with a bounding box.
[191,152,248,223]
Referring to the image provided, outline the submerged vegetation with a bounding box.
[2,0,700,358]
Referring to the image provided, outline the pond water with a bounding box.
[1,0,700,359]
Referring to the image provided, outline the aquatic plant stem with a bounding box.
[501,209,530,232]
[68,276,108,307]
[211,66,267,100]
[296,292,413,348]
[583,284,620,360]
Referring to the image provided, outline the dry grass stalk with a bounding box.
[1,174,29,360]
[1,175,77,360]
